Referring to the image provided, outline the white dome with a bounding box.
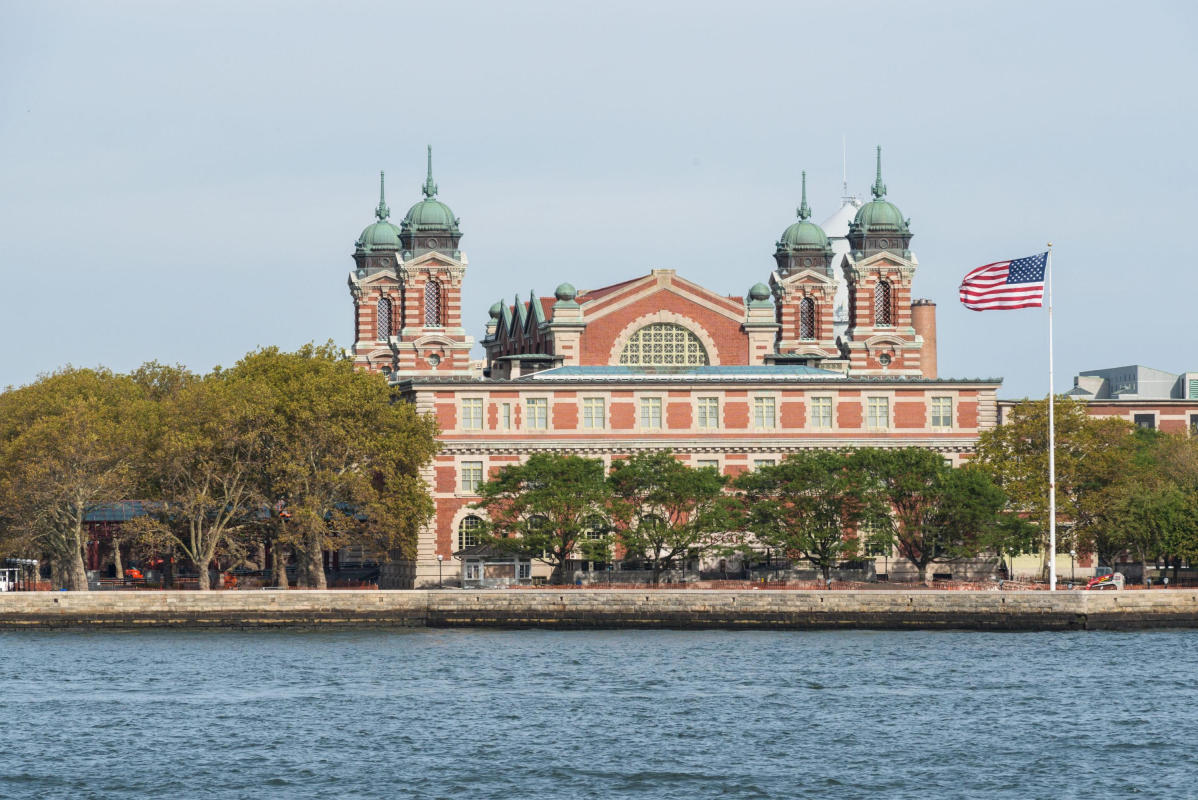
[820,197,862,240]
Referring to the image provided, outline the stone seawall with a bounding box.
[2,590,1197,631]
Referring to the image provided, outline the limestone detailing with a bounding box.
[3,591,1198,631]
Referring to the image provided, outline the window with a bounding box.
[464,562,481,581]
[696,459,720,471]
[518,562,531,580]
[697,397,720,429]
[461,462,484,493]
[860,515,892,556]
[930,396,953,428]
[1134,413,1156,430]
[867,397,890,429]
[619,323,709,366]
[501,402,512,430]
[458,515,483,549]
[640,397,663,429]
[424,280,442,327]
[753,396,776,429]
[585,515,608,540]
[753,458,777,470]
[582,397,606,429]
[811,396,833,429]
[799,297,816,340]
[376,297,392,341]
[526,398,548,430]
[1191,414,1198,436]
[461,398,483,431]
[874,280,892,326]
[1190,379,1198,400]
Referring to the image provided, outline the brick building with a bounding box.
[349,148,1002,586]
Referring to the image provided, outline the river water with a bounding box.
[1,629,1195,799]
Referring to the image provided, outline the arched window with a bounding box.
[458,515,483,550]
[425,280,442,327]
[874,280,892,326]
[376,296,392,341]
[799,297,816,340]
[585,515,609,541]
[618,323,709,367]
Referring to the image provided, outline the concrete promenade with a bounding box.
[3,589,1198,631]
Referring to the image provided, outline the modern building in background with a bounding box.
[349,148,1002,586]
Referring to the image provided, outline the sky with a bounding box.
[2,0,1196,399]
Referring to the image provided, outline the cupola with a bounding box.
[774,171,834,276]
[846,146,912,258]
[399,146,462,258]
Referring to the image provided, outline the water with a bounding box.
[1,629,1195,799]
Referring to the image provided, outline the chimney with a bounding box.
[911,299,937,379]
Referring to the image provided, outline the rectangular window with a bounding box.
[811,396,833,429]
[753,458,776,470]
[867,397,890,429]
[1190,379,1198,400]
[1134,413,1156,430]
[696,459,720,471]
[1191,414,1198,436]
[461,461,484,493]
[464,562,481,581]
[501,403,512,430]
[526,398,548,430]
[461,398,483,431]
[640,397,662,429]
[753,396,777,429]
[930,396,953,428]
[696,397,720,429]
[582,397,606,429]
[518,562,531,580]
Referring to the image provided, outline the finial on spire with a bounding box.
[797,171,811,220]
[422,145,438,199]
[871,145,887,199]
[375,171,390,221]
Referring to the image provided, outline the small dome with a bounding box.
[779,219,830,250]
[356,220,402,252]
[554,283,577,302]
[853,198,906,230]
[748,282,771,301]
[403,198,458,231]
[488,301,503,319]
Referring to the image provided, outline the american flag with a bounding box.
[958,252,1047,311]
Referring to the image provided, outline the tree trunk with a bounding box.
[917,562,929,586]
[112,540,124,582]
[63,526,89,591]
[304,534,327,589]
[821,563,832,584]
[273,545,289,589]
[197,560,212,590]
[1141,555,1151,587]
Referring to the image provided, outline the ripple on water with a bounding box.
[1,628,1197,799]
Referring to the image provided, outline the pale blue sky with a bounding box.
[2,0,1195,398]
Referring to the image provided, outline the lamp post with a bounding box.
[1069,549,1076,587]
[437,554,443,590]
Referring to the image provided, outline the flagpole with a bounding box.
[1047,243,1056,591]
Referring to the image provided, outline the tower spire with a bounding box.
[375,170,390,221]
[797,171,811,220]
[422,145,438,199]
[871,144,886,199]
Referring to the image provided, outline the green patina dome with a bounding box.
[779,219,830,249]
[402,197,459,231]
[853,198,906,229]
[748,282,771,301]
[356,171,403,252]
[488,301,503,319]
[554,282,577,302]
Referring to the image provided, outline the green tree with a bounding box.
[0,368,148,590]
[473,453,612,585]
[855,448,1009,584]
[976,397,1133,571]
[608,451,737,584]
[733,451,875,582]
[224,343,438,587]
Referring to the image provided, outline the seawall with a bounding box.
[3,589,1198,631]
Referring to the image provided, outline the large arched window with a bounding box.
[874,280,892,326]
[424,280,442,327]
[799,297,816,340]
[458,515,483,550]
[618,323,709,367]
[376,296,392,341]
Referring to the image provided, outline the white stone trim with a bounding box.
[608,311,722,367]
